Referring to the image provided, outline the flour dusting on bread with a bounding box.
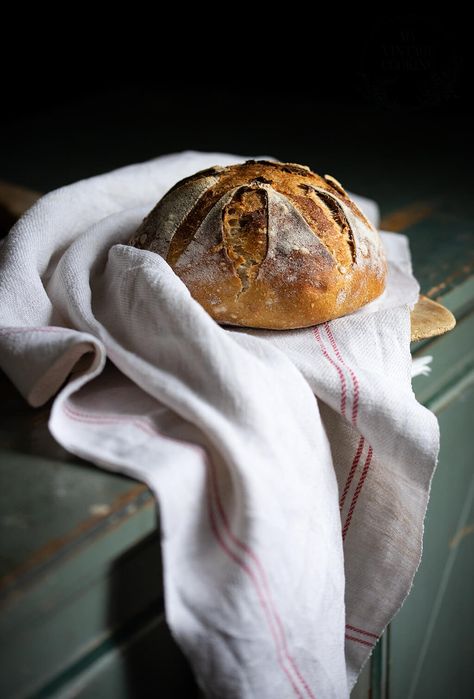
[127,160,387,329]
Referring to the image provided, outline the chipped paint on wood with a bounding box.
[380,201,436,232]
[0,484,152,597]
[449,523,474,549]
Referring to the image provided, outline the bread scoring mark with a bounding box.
[281,164,311,176]
[167,163,285,266]
[315,189,357,265]
[287,191,348,267]
[313,186,385,275]
[222,186,268,299]
[256,188,336,295]
[172,189,242,294]
[243,160,276,168]
[251,176,273,185]
[324,174,347,197]
[130,175,219,259]
[165,165,226,197]
[322,175,376,231]
[132,160,375,269]
[129,159,386,327]
[244,160,312,178]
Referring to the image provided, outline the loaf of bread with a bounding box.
[128,160,387,329]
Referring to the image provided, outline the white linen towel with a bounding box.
[0,152,439,699]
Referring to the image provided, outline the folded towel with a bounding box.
[0,151,439,698]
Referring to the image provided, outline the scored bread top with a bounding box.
[128,160,387,329]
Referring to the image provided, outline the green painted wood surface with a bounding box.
[411,308,474,407]
[405,214,474,301]
[349,652,371,699]
[389,374,474,698]
[0,367,154,582]
[0,515,160,697]
[0,450,142,582]
[41,614,199,699]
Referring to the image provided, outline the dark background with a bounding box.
[0,16,472,698]
[1,13,471,215]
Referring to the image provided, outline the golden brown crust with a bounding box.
[128,160,387,329]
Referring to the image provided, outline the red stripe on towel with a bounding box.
[206,468,305,699]
[321,323,375,537]
[345,634,374,648]
[339,435,365,511]
[324,323,359,426]
[346,624,379,639]
[312,326,347,419]
[207,456,317,699]
[61,402,315,698]
[342,447,374,540]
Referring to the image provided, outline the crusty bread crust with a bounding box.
[128,161,387,329]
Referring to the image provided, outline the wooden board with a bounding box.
[410,295,456,342]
